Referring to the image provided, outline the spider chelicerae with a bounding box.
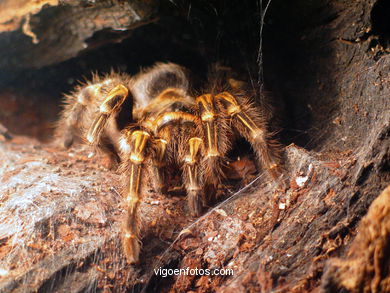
[55,62,283,264]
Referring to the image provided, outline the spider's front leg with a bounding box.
[86,84,129,145]
[119,129,150,264]
[56,82,130,168]
[151,138,168,194]
[153,111,207,216]
[182,137,204,216]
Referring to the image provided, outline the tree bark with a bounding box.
[0,0,156,69]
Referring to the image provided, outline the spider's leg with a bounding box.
[151,111,207,215]
[151,138,168,194]
[152,111,200,196]
[86,84,128,144]
[56,85,100,148]
[196,94,230,194]
[119,129,150,264]
[216,92,282,179]
[97,135,121,168]
[182,137,204,216]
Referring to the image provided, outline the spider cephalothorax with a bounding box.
[56,63,283,264]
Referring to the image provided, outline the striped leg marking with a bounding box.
[196,94,220,157]
[122,130,150,264]
[184,137,204,216]
[216,92,281,179]
[86,84,128,144]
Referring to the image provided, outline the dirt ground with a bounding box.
[2,126,383,292]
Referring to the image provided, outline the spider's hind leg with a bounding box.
[216,92,283,180]
[195,94,230,202]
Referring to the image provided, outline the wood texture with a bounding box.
[0,0,156,69]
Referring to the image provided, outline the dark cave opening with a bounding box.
[370,0,390,48]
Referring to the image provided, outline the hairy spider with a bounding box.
[55,63,283,264]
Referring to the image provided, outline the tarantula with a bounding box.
[56,63,282,264]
